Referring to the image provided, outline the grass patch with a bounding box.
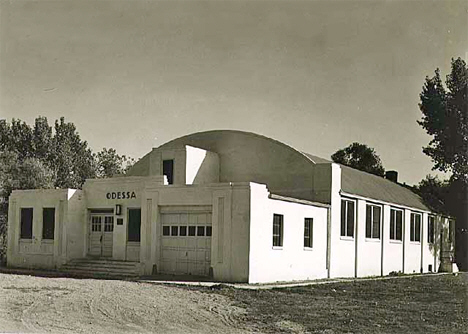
[198,273,468,333]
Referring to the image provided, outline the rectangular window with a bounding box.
[163,159,174,185]
[272,214,283,247]
[188,226,196,236]
[91,216,102,232]
[410,213,421,242]
[366,204,381,239]
[162,225,170,236]
[304,218,313,248]
[128,208,141,242]
[448,220,454,243]
[42,208,55,240]
[206,226,212,237]
[197,226,205,236]
[390,209,403,241]
[341,200,355,237]
[104,216,114,232]
[171,225,178,236]
[20,208,33,239]
[179,226,187,236]
[428,216,435,244]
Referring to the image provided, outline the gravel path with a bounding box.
[0,273,249,333]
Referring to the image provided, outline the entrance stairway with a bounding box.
[60,258,141,279]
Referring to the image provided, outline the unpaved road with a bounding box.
[0,273,249,333]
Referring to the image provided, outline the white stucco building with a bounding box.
[7,130,455,283]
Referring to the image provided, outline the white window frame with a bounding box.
[390,208,403,241]
[366,203,382,240]
[410,212,422,243]
[304,218,313,249]
[340,199,355,238]
[272,214,284,248]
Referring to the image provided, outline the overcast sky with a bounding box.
[1,0,466,185]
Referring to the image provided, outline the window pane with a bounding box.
[366,205,372,238]
[104,216,114,232]
[410,214,415,241]
[347,201,355,237]
[415,216,421,242]
[162,226,170,236]
[428,217,434,243]
[304,218,313,248]
[390,210,395,240]
[396,211,402,241]
[206,226,212,237]
[20,208,33,239]
[372,206,381,239]
[197,226,205,236]
[273,214,283,247]
[179,226,187,236]
[341,200,346,237]
[171,226,178,236]
[188,226,196,236]
[128,209,141,242]
[42,208,55,240]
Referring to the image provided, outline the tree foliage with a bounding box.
[331,142,385,176]
[96,148,136,178]
[418,58,468,182]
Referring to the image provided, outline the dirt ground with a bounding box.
[0,273,249,334]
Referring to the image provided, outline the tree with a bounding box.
[96,148,135,178]
[415,175,450,215]
[418,57,468,270]
[331,142,385,176]
[418,58,468,182]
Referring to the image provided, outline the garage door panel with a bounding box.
[160,211,212,276]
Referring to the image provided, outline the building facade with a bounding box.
[7,130,455,283]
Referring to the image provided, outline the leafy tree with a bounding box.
[415,175,450,215]
[331,142,385,176]
[418,57,468,270]
[418,58,468,181]
[96,148,135,178]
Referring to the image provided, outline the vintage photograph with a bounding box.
[0,0,467,333]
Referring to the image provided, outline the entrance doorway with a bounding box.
[89,213,114,257]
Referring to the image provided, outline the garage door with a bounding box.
[160,210,212,276]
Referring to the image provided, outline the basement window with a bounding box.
[42,208,55,240]
[20,208,33,239]
[366,204,381,239]
[390,208,403,241]
[304,218,313,248]
[272,214,284,247]
[410,213,421,242]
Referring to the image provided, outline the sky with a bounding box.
[0,0,467,185]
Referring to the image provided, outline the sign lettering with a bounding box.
[106,191,136,200]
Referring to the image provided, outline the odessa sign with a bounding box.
[106,191,136,199]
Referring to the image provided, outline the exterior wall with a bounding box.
[249,183,329,283]
[404,210,421,273]
[186,145,220,185]
[7,189,85,269]
[355,199,381,277]
[329,165,357,278]
[382,206,404,275]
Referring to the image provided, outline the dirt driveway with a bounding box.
[0,273,249,334]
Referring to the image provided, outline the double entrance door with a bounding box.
[89,213,114,257]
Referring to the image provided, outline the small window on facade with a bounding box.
[197,226,205,236]
[91,216,102,232]
[390,209,403,241]
[20,208,33,239]
[104,216,114,232]
[188,226,196,236]
[428,216,435,244]
[163,226,170,236]
[206,226,212,237]
[128,208,141,242]
[179,226,187,236]
[304,218,313,248]
[341,200,355,237]
[163,159,174,185]
[171,226,179,236]
[366,204,381,239]
[272,214,283,247]
[448,220,454,243]
[42,208,55,240]
[410,213,421,242]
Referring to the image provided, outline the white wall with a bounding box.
[248,183,329,283]
[382,206,404,275]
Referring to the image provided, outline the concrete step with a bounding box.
[60,259,141,278]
